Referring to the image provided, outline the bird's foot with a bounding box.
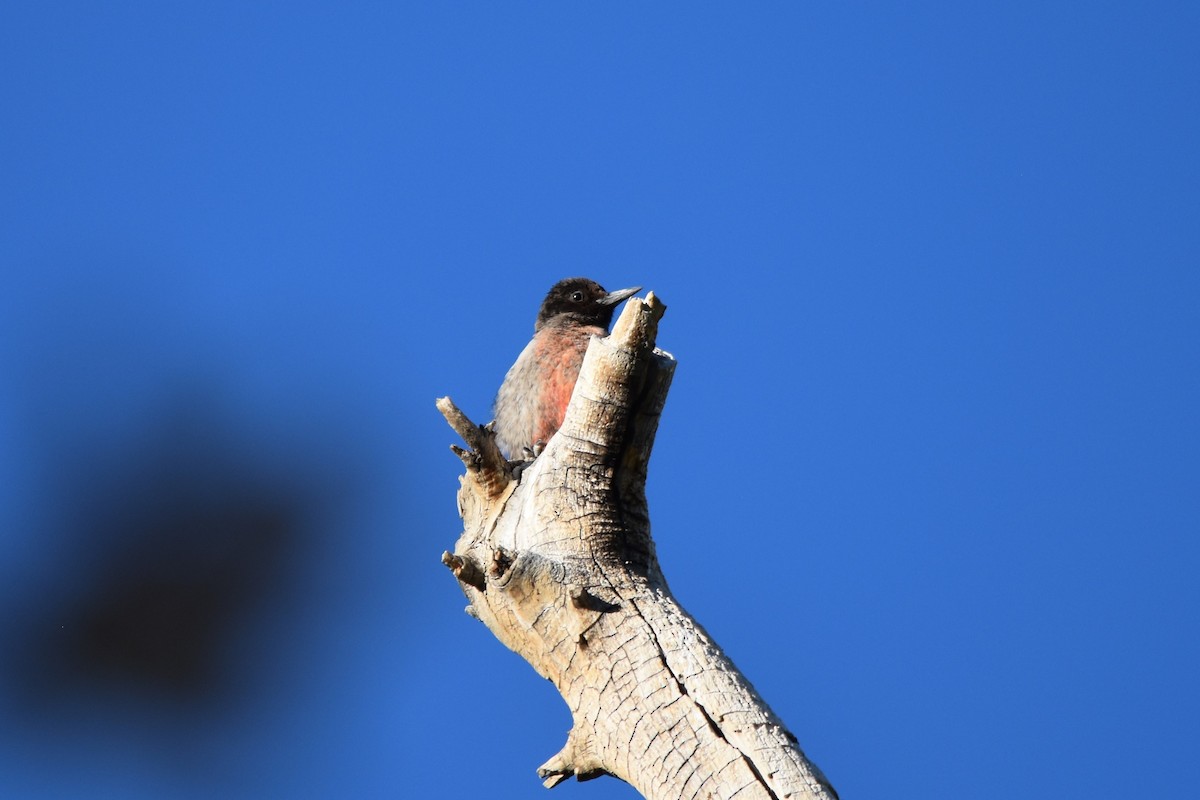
[508,441,547,482]
[509,458,533,482]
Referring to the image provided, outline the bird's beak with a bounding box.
[600,286,641,306]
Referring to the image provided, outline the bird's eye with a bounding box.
[570,291,584,302]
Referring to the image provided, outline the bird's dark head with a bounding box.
[534,278,641,331]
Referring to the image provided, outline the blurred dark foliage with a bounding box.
[3,398,349,717]
[0,258,376,744]
[0,243,412,799]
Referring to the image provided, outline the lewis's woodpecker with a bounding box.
[493,278,641,460]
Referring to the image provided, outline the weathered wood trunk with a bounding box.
[439,293,837,800]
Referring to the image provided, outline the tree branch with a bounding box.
[439,293,837,800]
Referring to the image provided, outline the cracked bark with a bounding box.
[438,293,838,800]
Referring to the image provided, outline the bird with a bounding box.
[493,278,641,460]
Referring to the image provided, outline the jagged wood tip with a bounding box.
[537,729,609,790]
[436,396,484,448]
[609,292,666,353]
[436,396,510,491]
[442,550,485,591]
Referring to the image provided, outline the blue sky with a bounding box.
[1,2,1197,798]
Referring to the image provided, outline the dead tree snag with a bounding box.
[438,292,837,800]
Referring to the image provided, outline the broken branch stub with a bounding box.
[438,293,838,800]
